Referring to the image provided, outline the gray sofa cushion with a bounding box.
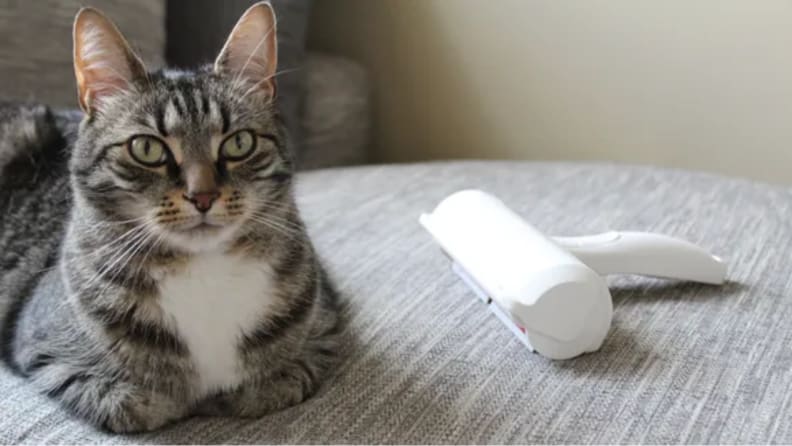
[1,161,791,443]
[300,53,371,169]
[0,0,165,108]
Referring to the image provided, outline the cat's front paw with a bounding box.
[101,407,167,434]
[195,363,321,419]
[99,393,182,433]
[45,373,183,433]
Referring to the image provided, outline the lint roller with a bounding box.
[419,190,726,360]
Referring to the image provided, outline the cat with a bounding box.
[0,2,340,433]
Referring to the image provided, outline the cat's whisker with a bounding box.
[80,222,154,290]
[247,202,307,232]
[133,229,166,281]
[251,205,303,229]
[248,218,298,238]
[245,211,296,231]
[90,228,158,299]
[246,215,311,250]
[247,218,301,244]
[102,229,157,294]
[57,221,152,270]
[36,231,142,274]
[245,211,308,237]
[79,235,149,291]
[250,215,306,238]
[94,216,151,226]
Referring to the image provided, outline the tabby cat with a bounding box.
[0,2,340,433]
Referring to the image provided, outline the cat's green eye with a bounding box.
[128,135,169,167]
[220,130,257,161]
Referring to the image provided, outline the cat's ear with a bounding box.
[73,7,147,114]
[214,1,278,98]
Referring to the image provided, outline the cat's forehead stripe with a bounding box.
[151,107,165,136]
[195,90,209,117]
[172,90,186,117]
[219,101,230,134]
[151,83,226,136]
[183,88,198,117]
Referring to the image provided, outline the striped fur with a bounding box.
[0,3,339,433]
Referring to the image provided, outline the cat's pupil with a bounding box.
[143,140,151,156]
[235,133,242,148]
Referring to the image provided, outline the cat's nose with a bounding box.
[183,191,220,213]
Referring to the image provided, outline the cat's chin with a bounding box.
[160,223,239,254]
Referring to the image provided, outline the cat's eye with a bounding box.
[220,130,257,161]
[128,135,169,167]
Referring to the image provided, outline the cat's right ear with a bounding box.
[73,8,147,114]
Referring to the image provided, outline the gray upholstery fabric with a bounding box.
[166,0,312,162]
[2,161,791,444]
[0,0,165,108]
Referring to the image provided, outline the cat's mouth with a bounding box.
[183,221,223,233]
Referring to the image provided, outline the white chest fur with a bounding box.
[157,252,275,395]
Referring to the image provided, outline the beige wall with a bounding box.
[308,1,792,185]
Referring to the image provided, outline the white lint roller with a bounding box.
[419,190,727,360]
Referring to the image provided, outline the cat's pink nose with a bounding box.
[183,191,219,213]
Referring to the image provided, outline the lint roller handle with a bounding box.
[552,231,727,285]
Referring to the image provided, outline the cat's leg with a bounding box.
[13,274,190,433]
[37,368,188,433]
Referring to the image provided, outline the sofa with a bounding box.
[2,1,792,444]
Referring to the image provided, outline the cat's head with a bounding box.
[70,2,292,253]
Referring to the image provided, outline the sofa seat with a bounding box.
[2,161,790,444]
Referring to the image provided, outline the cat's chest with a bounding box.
[157,252,275,394]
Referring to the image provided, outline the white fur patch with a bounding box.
[157,251,275,395]
[163,99,180,134]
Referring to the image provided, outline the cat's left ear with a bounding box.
[214,1,278,99]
